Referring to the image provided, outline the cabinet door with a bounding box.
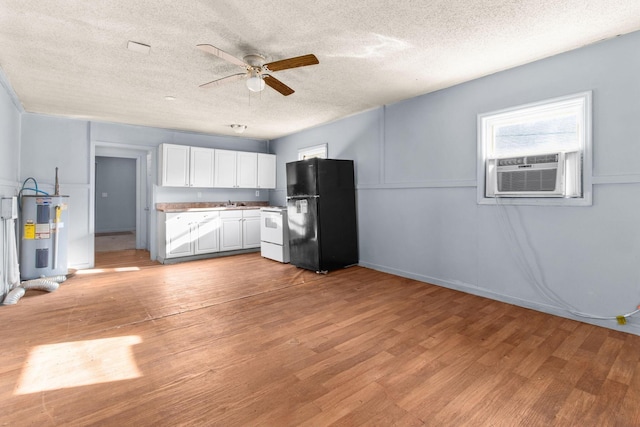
[193,212,220,254]
[242,216,261,248]
[220,212,243,251]
[257,153,276,189]
[214,149,237,188]
[190,147,215,188]
[165,213,193,257]
[161,144,190,187]
[237,152,258,188]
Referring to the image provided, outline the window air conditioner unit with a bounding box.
[486,151,581,198]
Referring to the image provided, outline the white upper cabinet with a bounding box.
[214,149,238,188]
[160,144,190,187]
[161,144,275,189]
[216,150,258,188]
[160,143,215,187]
[257,153,276,189]
[189,147,215,188]
[236,152,258,188]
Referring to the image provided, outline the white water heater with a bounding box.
[20,195,70,280]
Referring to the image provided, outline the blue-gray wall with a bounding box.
[0,70,20,192]
[0,69,21,301]
[270,31,640,334]
[95,156,136,233]
[16,113,270,268]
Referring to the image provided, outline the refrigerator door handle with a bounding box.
[286,195,320,199]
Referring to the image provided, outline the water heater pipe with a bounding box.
[54,167,59,196]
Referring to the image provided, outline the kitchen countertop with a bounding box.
[156,201,269,213]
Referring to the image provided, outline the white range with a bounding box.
[260,207,290,263]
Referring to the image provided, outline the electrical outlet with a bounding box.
[197,192,202,198]
[255,190,260,197]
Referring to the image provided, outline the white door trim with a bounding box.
[90,141,154,265]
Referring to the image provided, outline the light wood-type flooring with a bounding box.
[2,250,640,426]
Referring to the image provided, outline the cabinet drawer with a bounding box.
[242,209,261,218]
[220,210,242,219]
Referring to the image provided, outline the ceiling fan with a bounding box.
[197,44,319,96]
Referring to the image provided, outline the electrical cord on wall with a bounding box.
[495,196,640,324]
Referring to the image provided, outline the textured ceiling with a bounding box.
[1,1,639,140]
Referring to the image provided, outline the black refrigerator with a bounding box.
[286,158,358,272]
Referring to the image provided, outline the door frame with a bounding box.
[89,141,153,263]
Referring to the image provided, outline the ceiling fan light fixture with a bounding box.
[246,71,265,92]
[230,124,247,134]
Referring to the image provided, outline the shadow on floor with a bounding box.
[95,231,136,252]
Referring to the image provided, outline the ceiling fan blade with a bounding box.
[263,75,294,96]
[265,54,319,72]
[196,44,248,68]
[199,73,246,89]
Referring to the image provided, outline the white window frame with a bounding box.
[298,143,327,160]
[477,91,592,206]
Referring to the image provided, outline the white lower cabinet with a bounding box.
[242,210,261,248]
[159,211,220,261]
[220,210,243,251]
[159,209,261,262]
[219,209,261,251]
[192,213,220,254]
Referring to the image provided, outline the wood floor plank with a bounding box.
[608,336,640,385]
[3,250,640,425]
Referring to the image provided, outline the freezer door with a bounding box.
[287,197,319,271]
[286,159,318,197]
[317,159,355,195]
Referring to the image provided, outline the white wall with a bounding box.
[270,31,640,334]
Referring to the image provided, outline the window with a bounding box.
[477,92,592,206]
[298,143,327,160]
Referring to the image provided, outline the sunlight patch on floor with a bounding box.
[76,266,141,275]
[15,335,143,395]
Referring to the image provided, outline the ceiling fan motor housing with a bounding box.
[243,54,266,69]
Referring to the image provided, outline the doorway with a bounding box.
[95,156,137,252]
[91,143,152,263]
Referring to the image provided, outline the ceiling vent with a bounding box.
[127,41,151,55]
